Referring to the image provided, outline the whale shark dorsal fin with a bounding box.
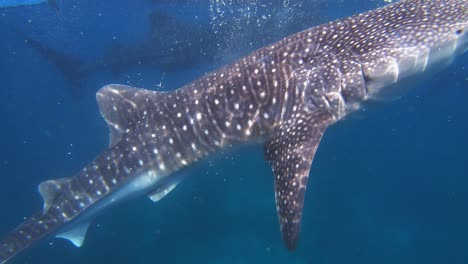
[38,178,69,214]
[264,113,329,250]
[56,221,91,247]
[96,84,148,146]
[96,84,164,146]
[96,84,165,146]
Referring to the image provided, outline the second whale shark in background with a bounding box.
[0,0,467,263]
[15,4,326,96]
[13,10,224,94]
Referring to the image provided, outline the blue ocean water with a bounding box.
[0,0,46,8]
[0,0,467,263]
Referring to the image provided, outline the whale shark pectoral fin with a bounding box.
[96,84,166,146]
[264,113,329,250]
[38,178,69,214]
[56,221,92,248]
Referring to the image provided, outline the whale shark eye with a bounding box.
[456,29,463,35]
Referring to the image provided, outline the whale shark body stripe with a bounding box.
[1,0,467,262]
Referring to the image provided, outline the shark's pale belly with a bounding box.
[52,169,170,247]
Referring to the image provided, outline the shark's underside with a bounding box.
[0,0,467,263]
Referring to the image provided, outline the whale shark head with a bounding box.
[454,18,468,55]
[425,0,468,63]
[345,0,468,102]
[448,0,468,55]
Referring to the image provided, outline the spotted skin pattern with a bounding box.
[265,112,329,249]
[1,0,467,262]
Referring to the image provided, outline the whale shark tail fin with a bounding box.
[0,211,60,264]
[7,24,88,96]
[20,34,87,95]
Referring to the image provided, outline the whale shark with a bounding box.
[0,0,467,263]
[15,6,324,96]
[11,10,223,96]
